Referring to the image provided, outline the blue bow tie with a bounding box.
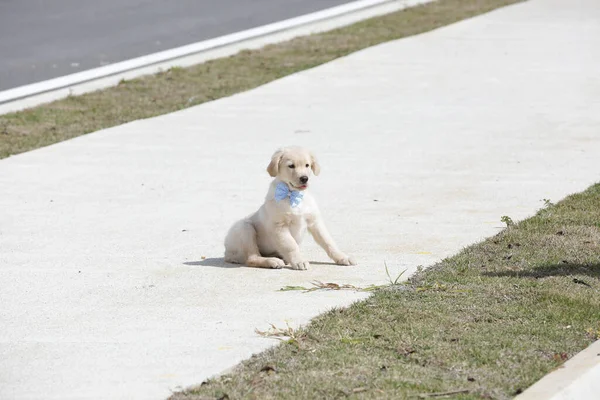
[274,182,304,208]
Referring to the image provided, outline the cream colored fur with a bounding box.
[224,146,356,270]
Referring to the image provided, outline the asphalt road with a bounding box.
[0,0,354,91]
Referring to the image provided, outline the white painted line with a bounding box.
[516,340,600,400]
[0,0,434,115]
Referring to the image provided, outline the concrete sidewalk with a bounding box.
[517,340,600,400]
[1,0,599,398]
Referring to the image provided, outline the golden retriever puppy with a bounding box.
[224,146,356,270]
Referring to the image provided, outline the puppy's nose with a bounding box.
[299,176,309,184]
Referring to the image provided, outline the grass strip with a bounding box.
[171,184,600,399]
[0,0,523,159]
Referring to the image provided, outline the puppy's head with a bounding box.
[267,146,320,191]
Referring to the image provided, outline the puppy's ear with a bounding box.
[310,152,321,176]
[267,148,285,177]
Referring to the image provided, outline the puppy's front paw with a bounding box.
[290,260,310,271]
[265,257,285,269]
[334,254,357,266]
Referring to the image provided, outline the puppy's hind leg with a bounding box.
[225,220,285,269]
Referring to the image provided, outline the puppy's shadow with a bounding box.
[184,258,240,269]
[184,258,337,269]
[310,261,338,266]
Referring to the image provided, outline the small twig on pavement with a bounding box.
[255,322,301,340]
[309,280,360,291]
[279,281,372,292]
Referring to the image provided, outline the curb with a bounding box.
[516,340,600,400]
[0,0,433,115]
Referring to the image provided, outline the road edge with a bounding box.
[0,0,434,115]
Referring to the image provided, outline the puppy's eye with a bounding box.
[306,164,310,168]
[288,164,295,169]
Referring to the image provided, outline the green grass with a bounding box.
[0,0,523,159]
[171,184,600,399]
